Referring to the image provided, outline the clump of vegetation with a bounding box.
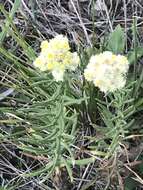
[0,1,143,189]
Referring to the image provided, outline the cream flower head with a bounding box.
[84,51,129,93]
[33,35,80,81]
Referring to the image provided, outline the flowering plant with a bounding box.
[1,12,143,185]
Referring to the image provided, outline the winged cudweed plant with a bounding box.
[83,25,142,160]
[84,50,130,155]
[0,6,95,181]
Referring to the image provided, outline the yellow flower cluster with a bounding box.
[84,51,129,93]
[33,35,79,81]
